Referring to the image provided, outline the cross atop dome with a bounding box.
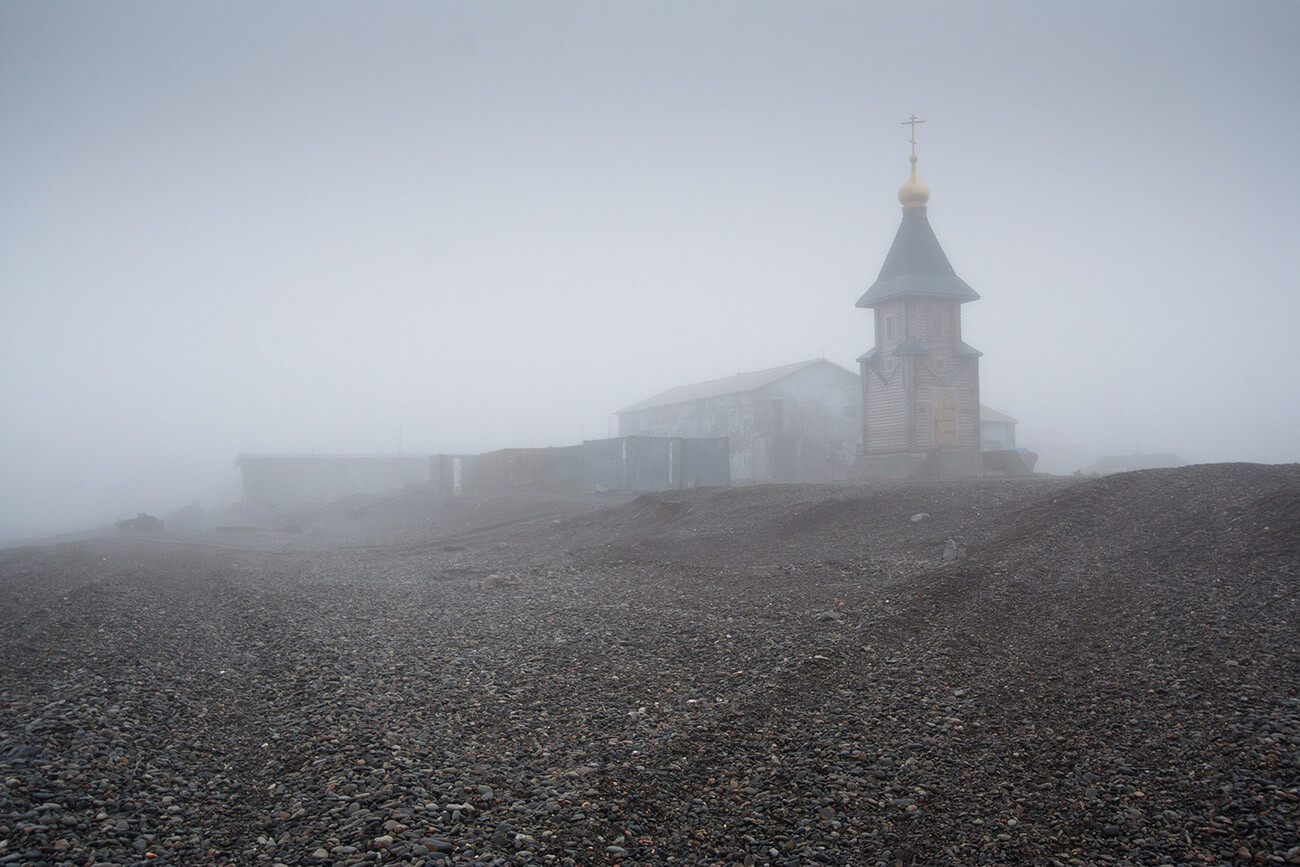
[898,114,930,208]
[902,114,924,155]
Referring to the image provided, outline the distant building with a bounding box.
[616,358,861,484]
[235,454,428,509]
[1084,453,1186,475]
[979,406,1039,474]
[980,406,1018,451]
[856,140,983,478]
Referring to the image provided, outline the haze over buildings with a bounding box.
[2,1,1299,541]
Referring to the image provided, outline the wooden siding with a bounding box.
[862,359,911,454]
[911,357,980,451]
[862,295,979,455]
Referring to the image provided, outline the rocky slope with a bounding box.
[1,464,1297,866]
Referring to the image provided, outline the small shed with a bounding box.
[980,405,1018,451]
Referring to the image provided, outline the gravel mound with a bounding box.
[2,463,1297,866]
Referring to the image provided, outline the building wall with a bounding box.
[619,392,754,440]
[908,356,981,451]
[618,361,860,484]
[479,446,584,495]
[582,436,730,491]
[430,454,482,496]
[755,364,861,482]
[981,421,1016,450]
[862,358,911,453]
[861,297,979,456]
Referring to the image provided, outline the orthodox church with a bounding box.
[236,123,1026,509]
[855,130,985,478]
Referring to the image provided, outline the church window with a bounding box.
[885,316,895,342]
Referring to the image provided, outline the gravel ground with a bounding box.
[2,463,1297,866]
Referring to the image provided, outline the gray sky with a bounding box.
[3,1,1299,540]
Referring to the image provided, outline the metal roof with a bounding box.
[856,206,980,308]
[618,358,857,414]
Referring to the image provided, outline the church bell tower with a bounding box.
[856,119,983,477]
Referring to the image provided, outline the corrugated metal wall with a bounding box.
[583,436,730,492]
[430,454,482,496]
[480,446,584,495]
[680,437,731,488]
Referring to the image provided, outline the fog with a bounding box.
[2,1,1298,542]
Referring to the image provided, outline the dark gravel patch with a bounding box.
[2,463,1298,866]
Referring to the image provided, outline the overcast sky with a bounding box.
[3,1,1298,540]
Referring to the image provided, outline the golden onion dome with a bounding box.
[898,153,930,208]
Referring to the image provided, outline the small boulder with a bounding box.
[942,539,959,562]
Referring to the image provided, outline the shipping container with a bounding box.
[479,446,583,495]
[430,454,482,496]
[582,436,729,492]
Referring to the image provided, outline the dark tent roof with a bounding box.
[856,206,980,308]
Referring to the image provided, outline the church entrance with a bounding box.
[934,395,957,447]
